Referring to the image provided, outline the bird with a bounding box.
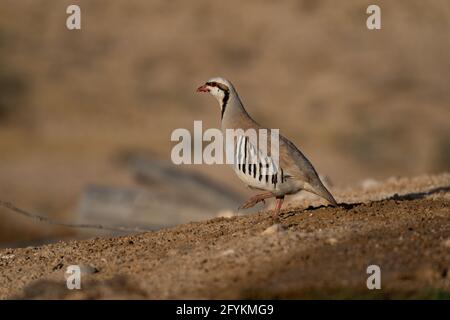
[197,77,337,222]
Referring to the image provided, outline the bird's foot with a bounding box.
[239,197,265,210]
[271,196,284,223]
[239,193,272,210]
[271,208,283,224]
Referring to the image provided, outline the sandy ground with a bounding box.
[0,173,448,299]
[1,0,450,244]
[0,1,448,299]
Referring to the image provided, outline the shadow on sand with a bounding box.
[290,186,450,214]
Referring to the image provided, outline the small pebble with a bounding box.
[80,264,99,274]
[442,238,450,248]
[326,238,338,245]
[262,224,285,235]
[219,249,235,257]
[217,210,236,218]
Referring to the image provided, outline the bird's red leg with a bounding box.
[239,192,273,209]
[272,196,284,223]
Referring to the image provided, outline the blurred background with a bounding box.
[0,0,449,246]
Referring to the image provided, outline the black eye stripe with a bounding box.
[206,81,229,92]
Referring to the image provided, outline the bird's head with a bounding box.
[196,77,234,107]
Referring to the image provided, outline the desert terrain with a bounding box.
[0,173,448,299]
[0,0,449,300]
[0,0,449,245]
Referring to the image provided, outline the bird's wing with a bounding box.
[279,135,337,205]
[278,135,317,183]
[229,120,318,184]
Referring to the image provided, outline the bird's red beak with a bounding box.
[196,84,209,93]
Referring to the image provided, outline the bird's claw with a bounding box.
[239,197,266,210]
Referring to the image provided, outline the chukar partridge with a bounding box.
[197,77,337,222]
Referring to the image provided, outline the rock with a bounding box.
[80,264,99,274]
[442,238,450,248]
[262,224,285,235]
[217,210,236,218]
[76,155,247,234]
[326,238,338,245]
[219,249,235,257]
[361,178,379,190]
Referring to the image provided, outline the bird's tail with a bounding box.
[304,181,338,206]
